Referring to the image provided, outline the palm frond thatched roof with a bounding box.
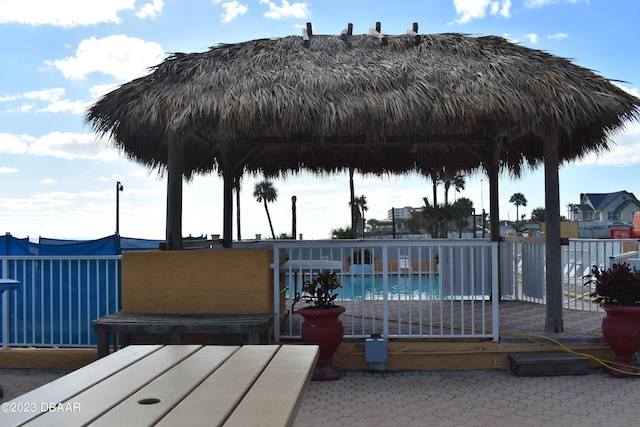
[86,31,640,178]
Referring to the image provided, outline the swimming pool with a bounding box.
[286,273,441,301]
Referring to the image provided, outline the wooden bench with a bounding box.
[4,344,318,427]
[93,312,274,358]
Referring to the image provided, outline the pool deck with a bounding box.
[1,301,629,426]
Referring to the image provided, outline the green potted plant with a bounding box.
[587,262,640,376]
[296,271,345,380]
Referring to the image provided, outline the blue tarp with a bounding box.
[120,237,164,251]
[1,234,164,255]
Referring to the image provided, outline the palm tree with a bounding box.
[428,169,441,237]
[421,197,442,237]
[331,226,354,239]
[349,168,357,237]
[443,172,465,205]
[253,180,278,239]
[353,195,368,237]
[509,192,528,232]
[453,197,474,237]
[566,203,577,221]
[531,207,545,225]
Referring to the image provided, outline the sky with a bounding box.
[1,0,639,242]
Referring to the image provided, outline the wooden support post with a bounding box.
[166,138,183,250]
[223,170,233,248]
[544,133,564,333]
[486,137,503,243]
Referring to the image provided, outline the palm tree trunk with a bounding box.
[349,168,356,237]
[264,200,276,239]
[431,176,439,238]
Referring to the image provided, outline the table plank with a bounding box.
[89,346,239,426]
[24,345,202,426]
[224,345,319,427]
[155,345,280,427]
[2,345,163,427]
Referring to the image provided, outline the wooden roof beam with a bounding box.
[302,22,312,48]
[369,22,387,46]
[407,22,420,46]
[341,23,353,42]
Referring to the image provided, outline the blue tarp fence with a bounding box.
[2,257,120,346]
[0,233,163,347]
[1,233,165,255]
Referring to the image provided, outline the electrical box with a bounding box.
[365,335,387,371]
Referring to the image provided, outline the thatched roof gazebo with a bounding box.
[86,23,639,332]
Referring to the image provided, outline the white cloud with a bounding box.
[616,84,639,99]
[3,88,90,115]
[41,178,55,184]
[0,133,31,154]
[548,32,568,40]
[579,122,640,167]
[260,0,310,20]
[27,132,120,161]
[525,33,539,44]
[453,0,511,24]
[23,88,66,102]
[0,0,135,27]
[89,84,121,99]
[37,99,92,114]
[0,94,19,102]
[525,0,588,7]
[45,35,165,81]
[212,0,248,23]
[136,0,164,19]
[0,167,19,174]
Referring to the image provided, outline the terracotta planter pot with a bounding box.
[298,305,345,380]
[601,304,640,377]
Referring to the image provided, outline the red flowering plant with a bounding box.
[587,262,640,306]
[298,271,342,308]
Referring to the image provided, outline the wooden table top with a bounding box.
[4,344,319,427]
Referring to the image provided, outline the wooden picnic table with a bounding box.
[3,344,319,427]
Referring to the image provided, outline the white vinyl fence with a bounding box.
[500,237,640,311]
[272,239,499,342]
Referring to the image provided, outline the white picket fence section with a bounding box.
[272,239,500,341]
[500,237,640,311]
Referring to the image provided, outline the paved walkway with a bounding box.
[0,302,626,426]
[0,368,70,401]
[295,369,640,427]
[2,367,639,426]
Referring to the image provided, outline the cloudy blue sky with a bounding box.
[1,0,639,241]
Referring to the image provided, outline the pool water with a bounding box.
[287,274,441,301]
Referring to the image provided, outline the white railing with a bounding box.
[501,237,640,311]
[1,256,121,347]
[272,239,499,342]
